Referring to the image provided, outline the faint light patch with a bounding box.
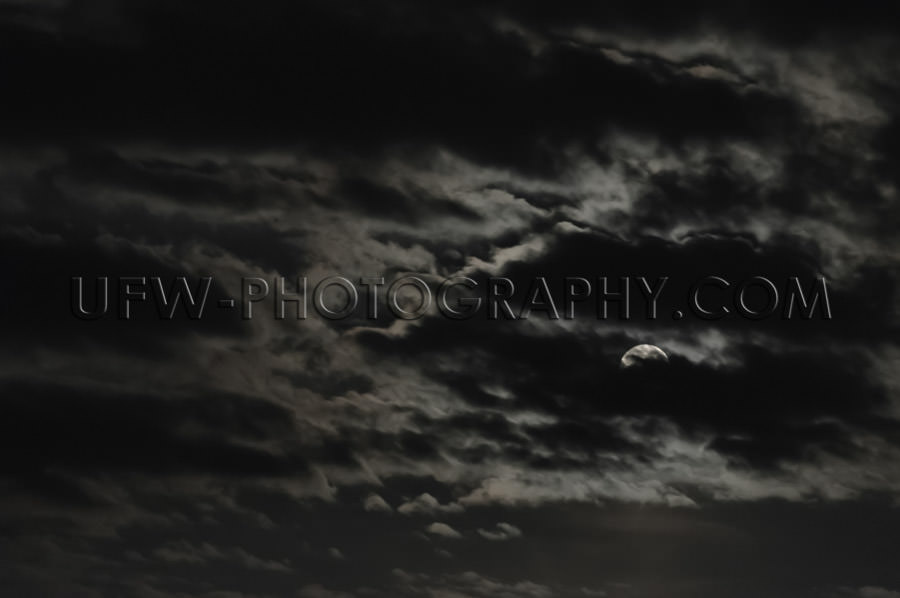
[0,225,64,246]
[504,410,558,427]
[424,522,462,539]
[327,547,345,560]
[461,234,547,276]
[685,63,743,84]
[398,493,463,516]
[491,17,549,56]
[600,47,635,65]
[479,384,515,401]
[477,522,523,541]
[655,329,743,368]
[362,494,393,513]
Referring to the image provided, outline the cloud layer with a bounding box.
[1,1,899,597]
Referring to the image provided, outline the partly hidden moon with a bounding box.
[620,344,669,368]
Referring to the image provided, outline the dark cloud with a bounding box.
[0,0,805,174]
[1,1,899,597]
[0,379,306,484]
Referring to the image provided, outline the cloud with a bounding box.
[477,522,523,541]
[362,494,393,513]
[1,1,899,597]
[424,522,463,539]
[834,588,900,598]
[297,585,357,598]
[391,570,555,598]
[397,493,464,516]
[327,547,345,560]
[151,540,292,572]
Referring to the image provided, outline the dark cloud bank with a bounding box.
[1,1,899,597]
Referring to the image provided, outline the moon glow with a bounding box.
[620,344,669,368]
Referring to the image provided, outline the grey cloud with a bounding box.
[424,522,463,539]
[397,493,464,516]
[477,522,523,541]
[1,1,899,597]
[363,494,393,513]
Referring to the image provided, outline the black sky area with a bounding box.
[1,1,899,597]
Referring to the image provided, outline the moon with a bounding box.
[620,344,669,368]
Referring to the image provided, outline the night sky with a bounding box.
[1,2,900,597]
